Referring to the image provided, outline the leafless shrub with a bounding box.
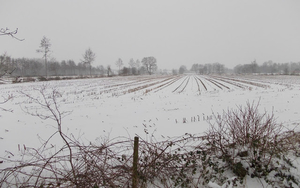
[0,85,134,187]
[0,135,135,187]
[202,101,300,187]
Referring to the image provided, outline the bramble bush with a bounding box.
[201,101,300,187]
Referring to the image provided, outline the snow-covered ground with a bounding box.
[1,74,300,187]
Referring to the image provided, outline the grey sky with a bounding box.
[1,0,300,70]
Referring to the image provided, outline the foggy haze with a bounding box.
[1,0,300,70]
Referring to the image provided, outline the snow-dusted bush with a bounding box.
[203,101,300,187]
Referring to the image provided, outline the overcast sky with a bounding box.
[1,0,300,70]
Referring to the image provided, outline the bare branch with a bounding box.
[0,94,13,113]
[0,28,24,41]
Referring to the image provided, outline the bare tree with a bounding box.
[0,28,24,41]
[37,36,51,78]
[115,58,123,75]
[135,59,140,68]
[128,58,135,68]
[107,65,112,77]
[128,58,135,75]
[141,56,157,75]
[81,48,96,77]
[0,52,16,77]
[135,59,141,75]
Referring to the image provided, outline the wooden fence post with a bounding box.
[132,136,139,188]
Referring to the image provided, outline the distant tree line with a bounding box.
[2,32,300,77]
[176,62,227,75]
[0,35,159,79]
[234,60,300,75]
[0,53,159,78]
[117,56,158,76]
[177,60,300,75]
[190,62,226,74]
[0,54,101,77]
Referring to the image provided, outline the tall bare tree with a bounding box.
[37,36,51,78]
[128,58,135,75]
[115,58,123,74]
[128,58,135,68]
[0,28,24,41]
[81,48,96,77]
[135,59,141,75]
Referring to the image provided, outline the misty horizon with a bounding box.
[1,1,300,70]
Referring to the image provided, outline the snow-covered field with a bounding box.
[1,74,300,187]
